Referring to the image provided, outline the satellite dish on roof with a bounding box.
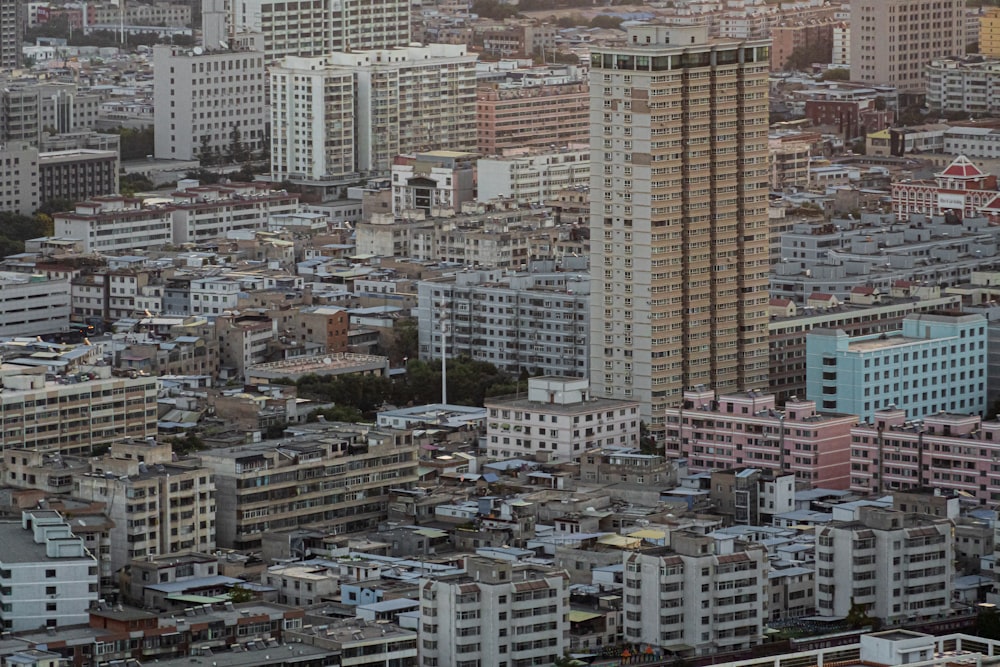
[193,46,204,55]
[323,357,332,364]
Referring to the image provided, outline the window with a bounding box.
[45,569,56,578]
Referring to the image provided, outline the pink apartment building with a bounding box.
[476,83,589,155]
[850,408,1000,504]
[664,387,857,489]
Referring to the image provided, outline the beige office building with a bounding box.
[850,0,964,94]
[588,24,771,433]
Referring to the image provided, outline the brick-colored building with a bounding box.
[476,82,589,155]
[770,20,835,71]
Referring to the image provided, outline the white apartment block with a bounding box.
[0,141,40,215]
[54,197,173,253]
[190,277,243,318]
[330,45,478,175]
[0,510,98,632]
[418,557,570,667]
[484,377,640,462]
[233,0,409,63]
[0,272,70,337]
[415,266,590,378]
[477,148,590,205]
[74,440,216,571]
[0,366,157,456]
[927,57,1000,116]
[815,507,954,625]
[391,150,476,216]
[169,180,300,244]
[623,533,769,657]
[943,126,1000,158]
[270,57,356,182]
[331,0,411,52]
[152,41,267,161]
[54,184,297,253]
[831,23,849,68]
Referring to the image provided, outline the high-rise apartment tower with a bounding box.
[0,2,22,70]
[850,0,964,94]
[588,24,771,433]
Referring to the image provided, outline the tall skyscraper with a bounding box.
[850,0,964,94]
[588,24,771,433]
[0,2,22,70]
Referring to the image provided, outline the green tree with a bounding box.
[387,318,419,366]
[589,15,624,29]
[471,0,519,19]
[639,421,658,455]
[228,584,255,603]
[168,432,207,456]
[976,606,1000,640]
[820,68,851,81]
[120,173,155,196]
[229,125,248,163]
[784,42,833,71]
[101,126,155,161]
[846,599,875,629]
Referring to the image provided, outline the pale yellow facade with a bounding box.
[588,24,771,433]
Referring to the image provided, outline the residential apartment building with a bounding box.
[38,149,119,205]
[663,387,857,489]
[54,184,298,253]
[270,56,356,182]
[74,440,216,572]
[623,533,769,656]
[335,44,477,175]
[477,81,589,155]
[831,22,849,68]
[477,148,590,205]
[769,288,963,403]
[357,203,550,266]
[415,265,590,378]
[1,81,103,144]
[391,150,477,216]
[215,311,275,381]
[927,57,1000,116]
[709,468,796,525]
[814,507,954,625]
[54,197,173,253]
[848,409,1000,504]
[982,8,1000,57]
[806,312,987,422]
[0,141,40,215]
[200,426,418,550]
[152,41,267,161]
[0,510,98,632]
[850,0,965,94]
[418,557,570,667]
[0,272,70,337]
[579,446,675,486]
[329,0,411,53]
[233,0,410,63]
[769,20,835,72]
[484,377,640,462]
[92,2,192,27]
[588,24,772,433]
[169,180,300,244]
[0,2,21,69]
[0,366,157,456]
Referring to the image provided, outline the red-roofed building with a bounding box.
[770,297,796,318]
[892,155,999,221]
[807,292,840,309]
